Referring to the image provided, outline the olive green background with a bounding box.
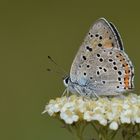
[0,0,140,140]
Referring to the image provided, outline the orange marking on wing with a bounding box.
[104,43,112,48]
[103,39,113,48]
[116,52,131,89]
[124,75,130,89]
[116,53,124,61]
[123,64,131,89]
[124,65,130,74]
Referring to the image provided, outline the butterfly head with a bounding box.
[63,76,70,87]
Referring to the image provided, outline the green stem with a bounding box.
[91,122,107,140]
[91,122,99,134]
[60,119,140,140]
[75,123,84,140]
[110,128,120,140]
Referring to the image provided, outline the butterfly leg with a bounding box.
[66,88,70,96]
[75,86,83,96]
[91,91,100,99]
[61,88,67,97]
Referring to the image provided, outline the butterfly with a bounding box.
[63,18,134,97]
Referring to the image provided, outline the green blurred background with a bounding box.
[0,0,140,140]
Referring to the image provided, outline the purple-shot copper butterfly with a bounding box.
[63,18,134,97]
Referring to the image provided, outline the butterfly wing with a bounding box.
[70,18,134,95]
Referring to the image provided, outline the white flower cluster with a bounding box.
[43,94,140,130]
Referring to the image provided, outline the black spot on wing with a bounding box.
[99,36,102,40]
[86,46,92,52]
[99,58,103,62]
[84,72,86,76]
[82,56,86,60]
[95,34,99,37]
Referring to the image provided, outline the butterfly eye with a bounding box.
[65,77,69,84]
[63,77,69,87]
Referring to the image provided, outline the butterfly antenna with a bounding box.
[48,56,67,75]
[48,56,57,64]
[46,68,65,78]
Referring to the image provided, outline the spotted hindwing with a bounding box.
[70,18,134,95]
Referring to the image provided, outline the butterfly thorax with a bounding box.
[63,76,94,96]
